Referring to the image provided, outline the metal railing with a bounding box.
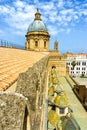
[0,39,25,49]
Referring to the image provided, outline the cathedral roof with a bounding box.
[0,47,46,91]
[28,9,48,32]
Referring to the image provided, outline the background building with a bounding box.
[66,52,87,76]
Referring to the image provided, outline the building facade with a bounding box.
[25,9,50,51]
[66,52,87,76]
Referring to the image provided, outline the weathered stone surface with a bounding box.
[16,57,48,101]
[0,92,30,130]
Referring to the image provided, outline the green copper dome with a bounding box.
[28,9,48,32]
[28,20,48,32]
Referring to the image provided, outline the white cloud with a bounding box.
[48,25,58,35]
[33,0,39,4]
[0,0,87,37]
[66,1,73,7]
[13,0,26,8]
[41,2,54,11]
[74,15,79,20]
[60,9,74,15]
[57,0,64,8]
[0,0,36,34]
[48,11,58,23]
[0,5,10,14]
[82,10,87,15]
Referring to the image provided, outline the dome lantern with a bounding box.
[34,8,42,21]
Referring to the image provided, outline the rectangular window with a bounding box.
[82,62,86,66]
[77,62,80,65]
[82,68,85,70]
[71,67,74,70]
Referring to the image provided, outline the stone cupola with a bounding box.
[25,9,50,52]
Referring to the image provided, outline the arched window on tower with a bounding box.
[44,41,46,48]
[35,41,38,48]
[52,66,56,69]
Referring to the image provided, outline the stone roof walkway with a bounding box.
[0,47,46,91]
[58,77,87,130]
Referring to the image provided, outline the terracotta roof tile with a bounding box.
[0,47,46,90]
[0,81,9,90]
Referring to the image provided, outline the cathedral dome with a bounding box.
[27,9,48,32]
[28,20,48,32]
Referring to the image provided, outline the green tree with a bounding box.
[71,60,77,69]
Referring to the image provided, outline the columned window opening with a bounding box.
[35,41,38,47]
[28,41,30,49]
[44,41,46,48]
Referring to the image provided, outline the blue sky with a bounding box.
[0,0,87,53]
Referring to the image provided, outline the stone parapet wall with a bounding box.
[16,56,48,102]
[16,56,49,130]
